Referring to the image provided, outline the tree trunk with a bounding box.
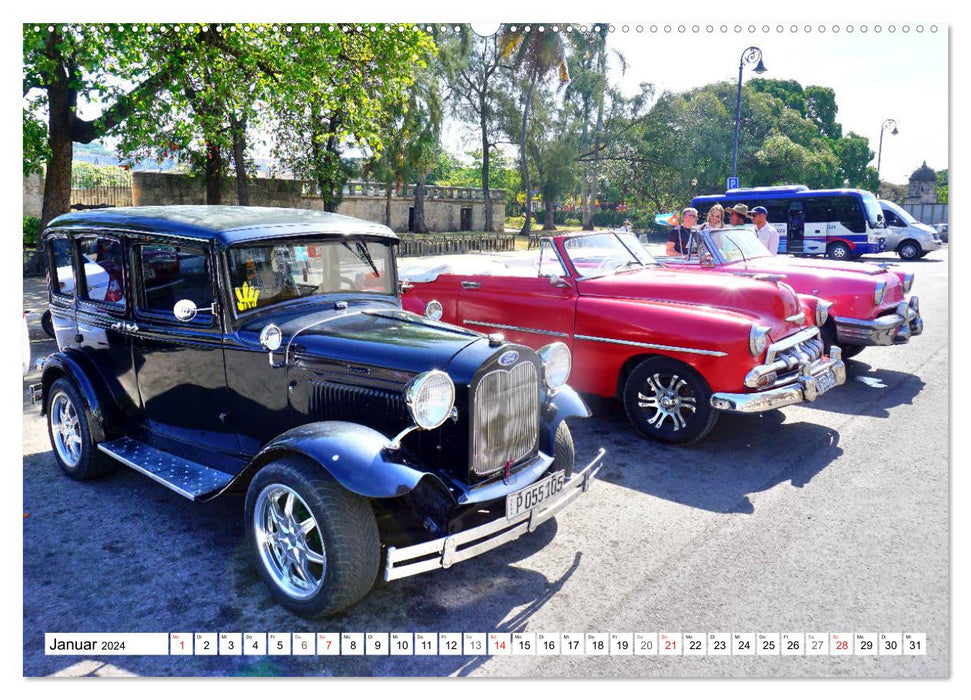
[480,107,493,232]
[414,175,428,233]
[231,114,249,206]
[518,69,537,235]
[205,141,222,205]
[384,182,393,228]
[543,199,557,231]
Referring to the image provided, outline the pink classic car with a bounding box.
[662,225,922,358]
[400,231,846,445]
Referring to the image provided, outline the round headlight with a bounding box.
[405,370,455,430]
[538,342,572,390]
[815,300,833,327]
[874,281,887,305]
[749,324,771,357]
[424,300,443,321]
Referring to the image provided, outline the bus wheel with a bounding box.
[827,241,851,260]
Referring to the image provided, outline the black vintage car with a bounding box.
[38,206,604,617]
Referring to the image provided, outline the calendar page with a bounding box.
[19,1,951,687]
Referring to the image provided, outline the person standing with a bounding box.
[727,203,751,227]
[666,208,697,256]
[750,206,780,254]
[701,204,725,231]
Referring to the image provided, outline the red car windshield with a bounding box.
[563,232,657,278]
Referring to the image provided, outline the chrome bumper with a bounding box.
[710,348,846,414]
[383,448,606,582]
[835,296,922,346]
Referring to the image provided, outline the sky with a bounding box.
[446,22,948,187]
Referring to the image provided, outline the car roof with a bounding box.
[45,206,398,246]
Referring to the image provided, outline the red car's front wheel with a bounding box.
[622,357,718,445]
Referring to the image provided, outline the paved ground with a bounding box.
[21,248,949,678]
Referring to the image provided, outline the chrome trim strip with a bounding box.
[574,334,728,357]
[785,312,806,324]
[463,319,570,338]
[383,448,605,581]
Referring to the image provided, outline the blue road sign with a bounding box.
[727,177,739,190]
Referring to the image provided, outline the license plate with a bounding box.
[814,370,838,395]
[506,471,565,520]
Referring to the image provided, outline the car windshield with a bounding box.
[227,237,395,313]
[706,227,772,262]
[562,232,657,278]
[882,200,918,225]
[861,192,885,228]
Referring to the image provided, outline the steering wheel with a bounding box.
[339,276,356,290]
[592,256,624,276]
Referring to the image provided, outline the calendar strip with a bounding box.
[44,632,927,656]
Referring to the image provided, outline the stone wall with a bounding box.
[132,172,506,232]
[23,173,44,218]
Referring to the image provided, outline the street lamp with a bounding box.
[731,46,767,180]
[876,118,898,191]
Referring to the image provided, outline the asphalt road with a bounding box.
[21,248,949,678]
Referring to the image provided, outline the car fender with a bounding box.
[40,349,116,442]
[540,386,590,454]
[241,420,452,500]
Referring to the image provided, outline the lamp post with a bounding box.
[876,118,898,193]
[731,46,767,180]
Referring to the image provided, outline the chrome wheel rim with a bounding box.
[50,391,82,467]
[253,484,325,601]
[901,243,918,259]
[636,372,697,432]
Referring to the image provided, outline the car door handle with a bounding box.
[461,281,480,289]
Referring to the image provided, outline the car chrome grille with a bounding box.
[767,329,824,371]
[471,362,540,478]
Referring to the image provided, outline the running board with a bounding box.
[98,437,234,501]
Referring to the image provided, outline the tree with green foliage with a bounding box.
[435,28,505,232]
[499,25,570,234]
[23,23,185,251]
[936,169,948,204]
[271,25,436,213]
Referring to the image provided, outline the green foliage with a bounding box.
[23,216,41,246]
[937,169,948,204]
[71,161,132,188]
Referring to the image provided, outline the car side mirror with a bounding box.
[174,299,218,322]
[549,274,571,288]
[259,324,285,368]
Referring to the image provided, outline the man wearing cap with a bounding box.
[727,203,751,227]
[666,208,697,256]
[750,206,780,254]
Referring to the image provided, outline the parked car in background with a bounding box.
[401,231,845,445]
[662,226,923,359]
[935,223,948,243]
[879,200,943,259]
[37,206,604,618]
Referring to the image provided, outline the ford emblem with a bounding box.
[498,350,519,366]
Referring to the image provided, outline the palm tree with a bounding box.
[498,25,570,234]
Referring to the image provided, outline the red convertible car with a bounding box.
[400,231,846,445]
[662,226,922,358]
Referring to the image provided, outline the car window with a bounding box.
[139,243,213,315]
[78,236,125,307]
[538,240,567,277]
[49,237,75,297]
[227,238,395,314]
